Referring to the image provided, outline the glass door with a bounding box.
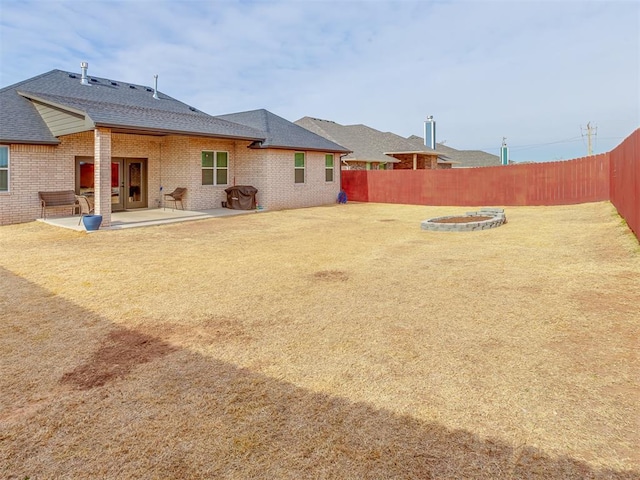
[76,157,146,211]
[124,159,147,209]
[111,160,124,211]
[75,157,124,211]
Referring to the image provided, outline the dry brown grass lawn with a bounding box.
[1,201,638,479]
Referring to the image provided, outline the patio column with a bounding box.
[413,153,417,170]
[94,127,112,227]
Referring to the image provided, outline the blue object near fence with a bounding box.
[337,191,347,204]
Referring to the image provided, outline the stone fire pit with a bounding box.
[421,208,506,232]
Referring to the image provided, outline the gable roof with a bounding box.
[215,109,350,153]
[407,135,501,167]
[0,69,265,144]
[294,117,444,164]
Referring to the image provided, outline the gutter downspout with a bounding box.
[340,153,350,170]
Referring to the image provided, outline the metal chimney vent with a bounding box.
[153,75,159,100]
[500,137,509,165]
[80,62,90,86]
[424,115,436,149]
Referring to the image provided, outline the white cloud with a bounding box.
[1,0,637,161]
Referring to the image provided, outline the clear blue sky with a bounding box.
[1,0,638,162]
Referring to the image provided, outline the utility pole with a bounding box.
[582,122,597,156]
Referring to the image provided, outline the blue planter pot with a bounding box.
[82,214,103,231]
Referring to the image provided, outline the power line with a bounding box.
[474,135,625,154]
[510,136,584,151]
[476,136,583,152]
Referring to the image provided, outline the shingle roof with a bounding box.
[0,69,265,143]
[215,109,350,153]
[18,90,265,140]
[407,135,501,167]
[0,73,59,144]
[294,117,442,164]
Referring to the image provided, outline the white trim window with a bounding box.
[0,146,8,192]
[294,152,305,184]
[202,151,229,186]
[325,154,334,182]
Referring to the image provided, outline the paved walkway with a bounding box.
[38,207,260,231]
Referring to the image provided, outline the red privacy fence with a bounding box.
[342,155,610,206]
[609,129,639,240]
[342,129,639,240]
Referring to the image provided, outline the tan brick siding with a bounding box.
[259,149,341,210]
[94,128,112,226]
[0,131,342,225]
[0,143,72,225]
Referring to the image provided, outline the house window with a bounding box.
[0,146,8,192]
[202,151,228,185]
[325,154,334,182]
[294,152,305,184]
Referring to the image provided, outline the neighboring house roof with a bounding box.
[0,69,261,143]
[407,135,501,167]
[294,117,448,164]
[215,109,350,153]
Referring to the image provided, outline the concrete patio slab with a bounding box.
[38,207,260,231]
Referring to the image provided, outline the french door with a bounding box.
[76,157,147,211]
[122,158,147,209]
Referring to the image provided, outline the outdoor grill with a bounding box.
[224,185,258,210]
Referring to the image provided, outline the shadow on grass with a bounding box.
[1,267,637,479]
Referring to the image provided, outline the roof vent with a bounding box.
[129,85,136,89]
[152,74,159,100]
[111,81,118,86]
[189,107,197,112]
[90,78,98,83]
[69,74,77,79]
[145,87,153,92]
[80,62,90,86]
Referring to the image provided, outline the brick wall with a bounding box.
[0,131,342,225]
[94,128,112,226]
[0,143,66,225]
[157,136,268,210]
[394,154,440,170]
[170,145,341,211]
[259,149,340,210]
[0,131,168,225]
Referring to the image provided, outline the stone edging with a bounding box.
[421,208,507,232]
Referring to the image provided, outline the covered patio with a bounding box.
[383,150,455,169]
[38,207,260,231]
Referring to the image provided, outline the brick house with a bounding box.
[0,66,349,226]
[294,117,454,171]
[406,136,501,168]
